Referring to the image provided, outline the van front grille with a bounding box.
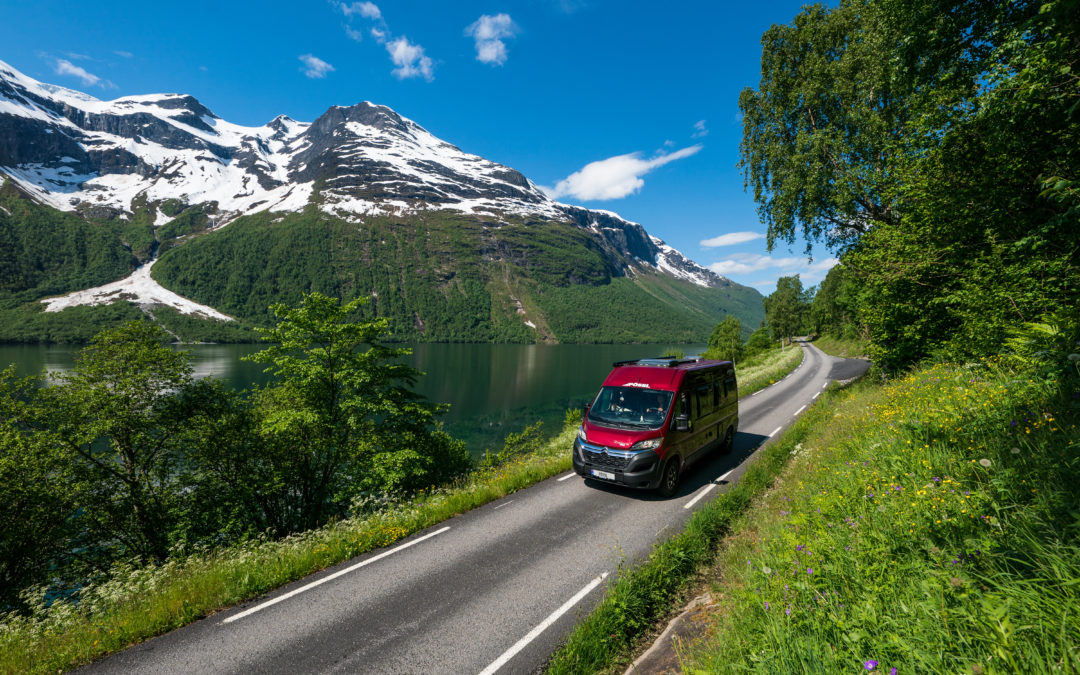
[581,443,632,471]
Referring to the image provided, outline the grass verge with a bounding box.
[681,356,1080,673]
[545,379,838,674]
[736,345,805,397]
[812,335,869,358]
[0,345,808,674]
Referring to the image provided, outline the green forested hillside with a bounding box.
[151,207,763,343]
[0,181,137,306]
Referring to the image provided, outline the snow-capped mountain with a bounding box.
[0,59,726,290]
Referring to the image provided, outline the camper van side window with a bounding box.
[713,382,720,407]
[696,386,710,418]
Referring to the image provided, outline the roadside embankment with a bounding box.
[681,356,1080,672]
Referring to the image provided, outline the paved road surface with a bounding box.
[81,343,867,674]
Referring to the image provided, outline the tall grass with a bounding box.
[682,356,1080,673]
[812,335,869,358]
[736,344,804,396]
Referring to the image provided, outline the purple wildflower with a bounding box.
[864,660,878,670]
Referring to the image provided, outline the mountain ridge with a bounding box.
[0,60,763,343]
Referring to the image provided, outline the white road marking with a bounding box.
[477,572,609,675]
[795,405,806,415]
[557,472,577,482]
[812,392,820,400]
[684,483,716,510]
[769,426,782,437]
[493,500,514,510]
[221,526,452,624]
[718,468,734,482]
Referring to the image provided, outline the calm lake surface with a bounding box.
[1,342,703,457]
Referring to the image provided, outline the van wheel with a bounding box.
[657,459,680,498]
[721,427,734,454]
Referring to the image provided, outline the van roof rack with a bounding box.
[612,357,702,368]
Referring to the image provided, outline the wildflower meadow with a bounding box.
[683,355,1079,673]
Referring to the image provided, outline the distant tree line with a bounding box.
[0,293,470,610]
[738,0,1079,370]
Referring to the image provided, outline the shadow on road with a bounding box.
[581,431,770,501]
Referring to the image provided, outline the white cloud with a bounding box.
[544,145,702,201]
[466,14,517,66]
[387,37,434,81]
[708,254,839,288]
[692,119,708,138]
[54,59,101,86]
[708,253,804,276]
[114,50,133,58]
[340,1,381,19]
[299,54,335,79]
[700,231,764,248]
[344,25,364,42]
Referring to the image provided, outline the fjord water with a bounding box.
[1,342,702,457]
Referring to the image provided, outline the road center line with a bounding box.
[557,472,577,482]
[221,526,452,625]
[794,405,806,415]
[684,482,716,510]
[477,572,609,675]
[769,426,782,437]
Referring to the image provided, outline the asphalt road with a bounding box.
[81,342,868,675]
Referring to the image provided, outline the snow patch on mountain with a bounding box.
[649,235,726,288]
[40,259,233,321]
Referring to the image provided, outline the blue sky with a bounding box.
[0,0,836,293]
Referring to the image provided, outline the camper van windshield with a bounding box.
[588,387,673,429]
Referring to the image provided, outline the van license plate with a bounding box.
[591,469,615,481]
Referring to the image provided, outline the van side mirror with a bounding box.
[674,414,690,432]
[583,403,591,416]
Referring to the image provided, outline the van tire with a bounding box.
[657,459,680,498]
[721,427,734,454]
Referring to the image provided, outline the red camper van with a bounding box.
[572,357,738,497]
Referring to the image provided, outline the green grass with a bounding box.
[680,356,1080,673]
[735,345,804,397]
[813,335,869,358]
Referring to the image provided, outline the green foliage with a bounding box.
[0,302,147,344]
[741,0,1080,372]
[809,263,860,339]
[479,421,546,469]
[0,368,82,610]
[0,180,136,305]
[243,292,468,530]
[704,315,743,362]
[42,322,194,563]
[743,326,776,360]
[763,275,810,342]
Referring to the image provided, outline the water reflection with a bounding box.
[2,342,703,456]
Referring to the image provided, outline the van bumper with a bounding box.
[572,440,664,489]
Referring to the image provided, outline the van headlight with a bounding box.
[577,426,587,442]
[631,438,662,452]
